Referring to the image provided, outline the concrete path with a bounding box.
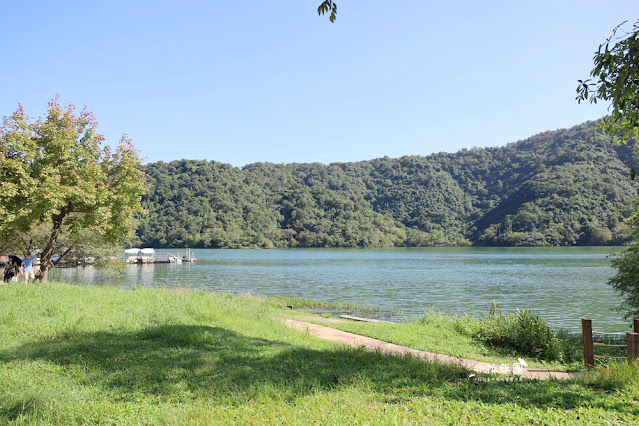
[284,319,580,381]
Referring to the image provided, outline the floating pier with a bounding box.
[124,248,197,264]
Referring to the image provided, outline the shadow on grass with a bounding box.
[1,395,44,423]
[0,324,636,418]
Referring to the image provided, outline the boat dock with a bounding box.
[124,248,197,264]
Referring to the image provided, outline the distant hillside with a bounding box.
[136,121,639,248]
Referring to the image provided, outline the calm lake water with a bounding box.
[51,247,630,332]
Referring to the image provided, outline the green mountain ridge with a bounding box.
[136,120,639,248]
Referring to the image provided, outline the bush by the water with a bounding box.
[458,301,565,362]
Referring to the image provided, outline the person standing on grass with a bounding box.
[21,252,35,284]
[1,255,8,285]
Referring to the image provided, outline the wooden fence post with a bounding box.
[582,319,595,367]
[634,319,639,334]
[627,332,639,362]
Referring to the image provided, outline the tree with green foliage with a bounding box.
[577,19,639,318]
[0,96,147,281]
[609,211,639,319]
[577,19,639,145]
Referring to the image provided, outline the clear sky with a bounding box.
[1,1,636,166]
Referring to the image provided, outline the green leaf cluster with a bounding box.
[608,205,639,319]
[317,0,337,23]
[577,19,639,144]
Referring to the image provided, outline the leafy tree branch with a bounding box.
[577,19,639,143]
[317,0,337,22]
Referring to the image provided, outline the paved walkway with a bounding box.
[284,318,580,380]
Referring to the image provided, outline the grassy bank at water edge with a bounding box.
[1,282,638,424]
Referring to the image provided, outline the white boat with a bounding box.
[124,248,141,263]
[140,248,155,263]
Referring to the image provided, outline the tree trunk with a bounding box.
[37,211,66,282]
[39,266,49,282]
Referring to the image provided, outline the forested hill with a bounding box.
[136,121,639,248]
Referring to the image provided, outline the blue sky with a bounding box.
[1,1,636,166]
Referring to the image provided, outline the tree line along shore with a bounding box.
[135,120,638,249]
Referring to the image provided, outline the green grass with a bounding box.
[1,283,639,424]
[246,292,387,316]
[312,310,584,371]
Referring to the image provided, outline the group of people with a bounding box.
[2,252,36,284]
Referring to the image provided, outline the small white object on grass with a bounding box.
[517,358,528,368]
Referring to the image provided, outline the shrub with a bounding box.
[608,243,639,319]
[467,301,564,361]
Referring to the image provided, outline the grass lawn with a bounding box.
[304,312,584,371]
[1,282,638,424]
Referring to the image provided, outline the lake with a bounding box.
[51,247,630,332]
